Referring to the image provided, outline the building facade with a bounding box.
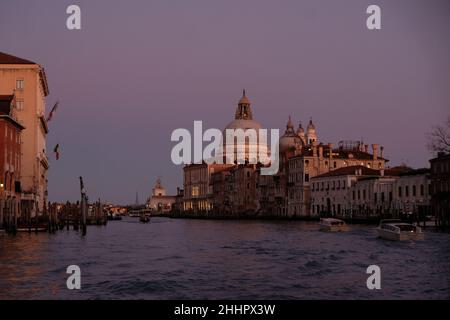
[430,153,450,229]
[310,165,431,220]
[147,178,176,214]
[182,91,388,218]
[0,95,25,229]
[0,52,50,217]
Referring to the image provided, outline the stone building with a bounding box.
[310,165,381,218]
[183,91,265,215]
[146,178,176,214]
[430,153,450,229]
[0,95,25,229]
[182,91,388,218]
[393,168,431,218]
[310,165,431,220]
[276,115,387,217]
[0,52,50,217]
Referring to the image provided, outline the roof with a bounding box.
[398,168,430,176]
[0,52,37,65]
[384,165,413,176]
[430,153,450,162]
[312,165,380,179]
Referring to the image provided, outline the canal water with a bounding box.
[0,217,449,299]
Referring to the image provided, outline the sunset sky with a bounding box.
[1,0,449,204]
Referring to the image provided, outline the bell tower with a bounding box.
[235,89,253,120]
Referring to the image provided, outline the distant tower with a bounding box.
[235,89,253,120]
[152,177,167,197]
[135,191,139,206]
[297,121,306,145]
[306,118,318,145]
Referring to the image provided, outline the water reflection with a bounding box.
[0,218,449,299]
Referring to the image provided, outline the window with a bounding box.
[412,185,416,197]
[16,100,24,111]
[363,189,366,200]
[304,174,310,182]
[420,184,424,196]
[398,186,402,197]
[405,186,409,197]
[16,79,24,90]
[192,186,199,197]
[334,161,337,168]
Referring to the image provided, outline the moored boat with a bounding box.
[376,219,424,241]
[16,224,48,232]
[139,215,150,223]
[319,218,348,232]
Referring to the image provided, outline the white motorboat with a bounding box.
[376,219,424,241]
[319,218,348,232]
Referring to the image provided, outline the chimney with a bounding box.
[380,146,384,159]
[318,144,323,159]
[372,144,378,160]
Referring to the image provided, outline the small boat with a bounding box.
[319,218,348,232]
[16,224,48,232]
[376,219,424,241]
[139,215,150,223]
[107,214,122,221]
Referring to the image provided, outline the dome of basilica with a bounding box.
[279,116,304,153]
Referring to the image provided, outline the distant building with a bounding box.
[0,52,50,217]
[182,91,388,217]
[0,95,25,229]
[310,165,431,220]
[430,153,450,229]
[310,165,381,218]
[147,178,176,214]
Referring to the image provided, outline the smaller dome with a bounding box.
[279,116,304,153]
[297,122,304,135]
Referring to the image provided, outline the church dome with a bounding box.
[219,90,268,163]
[307,119,315,131]
[279,116,303,153]
[224,119,262,131]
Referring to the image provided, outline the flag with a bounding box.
[47,101,59,122]
[53,144,60,160]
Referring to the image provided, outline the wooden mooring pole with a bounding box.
[79,177,87,236]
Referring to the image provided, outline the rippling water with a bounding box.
[0,217,449,300]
